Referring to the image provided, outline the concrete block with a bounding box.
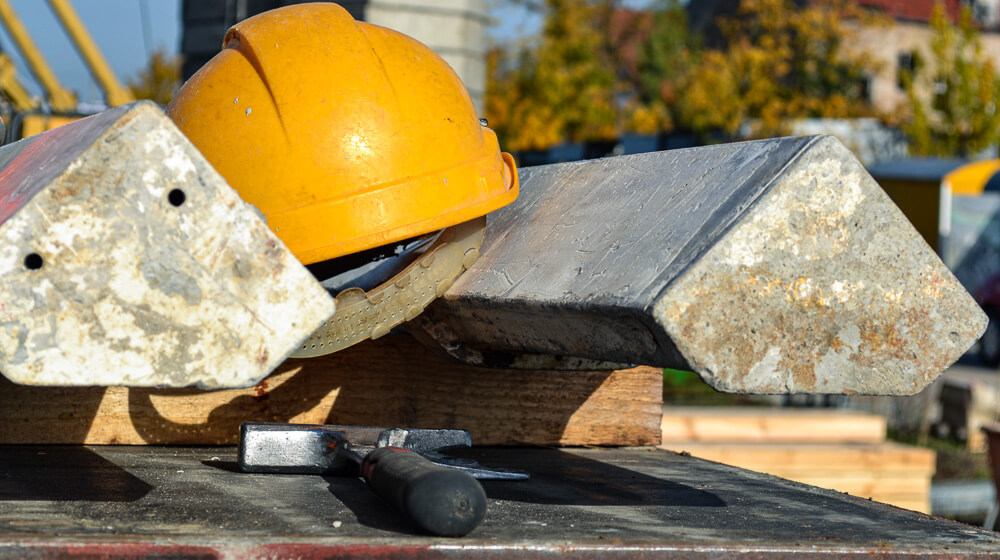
[428,136,986,395]
[0,101,334,388]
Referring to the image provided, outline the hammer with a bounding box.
[238,422,526,537]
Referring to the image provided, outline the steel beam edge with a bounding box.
[427,135,986,395]
[0,101,334,388]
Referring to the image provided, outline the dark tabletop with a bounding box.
[0,445,996,558]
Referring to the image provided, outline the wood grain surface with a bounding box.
[660,407,888,444]
[660,442,936,513]
[0,335,663,446]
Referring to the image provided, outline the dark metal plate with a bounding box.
[0,446,995,558]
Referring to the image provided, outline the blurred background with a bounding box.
[3,0,1000,531]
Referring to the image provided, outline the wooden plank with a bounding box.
[429,136,986,395]
[786,481,930,514]
[867,499,930,513]
[756,468,934,480]
[663,443,936,472]
[660,442,936,513]
[0,335,662,446]
[782,476,931,497]
[660,407,887,444]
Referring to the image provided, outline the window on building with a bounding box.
[897,51,916,90]
[860,74,874,105]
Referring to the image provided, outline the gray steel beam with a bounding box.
[0,101,334,388]
[427,136,986,395]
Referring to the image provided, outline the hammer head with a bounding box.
[238,423,355,475]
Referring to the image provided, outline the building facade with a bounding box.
[850,0,1000,113]
[180,0,488,111]
[688,0,1000,114]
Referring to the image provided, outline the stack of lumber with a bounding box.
[659,407,936,513]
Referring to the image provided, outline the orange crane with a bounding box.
[0,0,134,140]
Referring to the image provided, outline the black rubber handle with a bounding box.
[361,447,486,537]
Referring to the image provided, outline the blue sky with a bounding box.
[0,0,179,104]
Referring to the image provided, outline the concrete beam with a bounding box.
[0,102,334,388]
[427,136,986,395]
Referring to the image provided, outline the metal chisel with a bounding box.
[238,422,527,537]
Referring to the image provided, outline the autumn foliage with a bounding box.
[487,0,1000,156]
[678,0,884,138]
[487,0,619,151]
[488,0,883,147]
[902,3,1000,157]
[127,49,181,106]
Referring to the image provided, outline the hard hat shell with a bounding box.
[166,3,518,265]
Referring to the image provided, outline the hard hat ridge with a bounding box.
[167,2,518,266]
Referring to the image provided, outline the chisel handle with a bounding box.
[361,447,486,537]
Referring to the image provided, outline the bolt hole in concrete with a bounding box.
[168,189,186,207]
[23,253,42,270]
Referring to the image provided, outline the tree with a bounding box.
[487,0,884,148]
[629,0,693,133]
[903,3,1000,157]
[669,0,882,140]
[127,49,181,106]
[487,0,619,151]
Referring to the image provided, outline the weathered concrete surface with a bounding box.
[428,136,986,395]
[0,101,334,388]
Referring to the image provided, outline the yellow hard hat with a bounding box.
[166,2,518,266]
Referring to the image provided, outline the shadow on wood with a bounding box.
[0,335,662,446]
